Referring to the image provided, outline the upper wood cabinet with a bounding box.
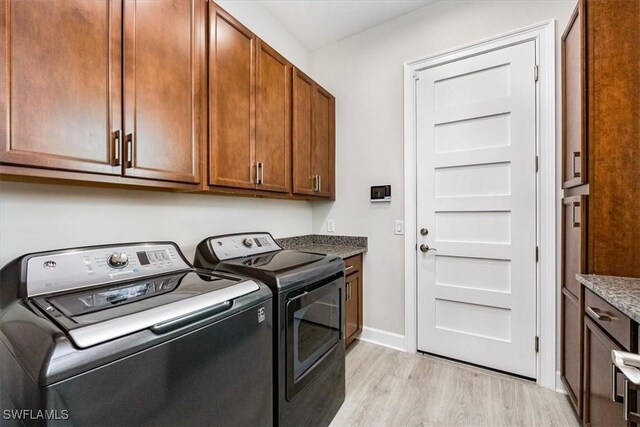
[292,68,335,199]
[255,40,292,194]
[0,0,122,175]
[209,5,256,189]
[123,0,204,184]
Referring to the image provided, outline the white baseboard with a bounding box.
[556,371,567,394]
[357,326,406,352]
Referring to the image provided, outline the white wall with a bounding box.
[0,182,311,265]
[310,0,576,337]
[216,0,312,73]
[0,1,314,267]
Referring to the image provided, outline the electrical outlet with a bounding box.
[327,219,336,233]
[394,220,404,235]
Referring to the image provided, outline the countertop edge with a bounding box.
[577,274,640,324]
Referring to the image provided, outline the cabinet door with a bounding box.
[345,271,362,347]
[562,195,587,298]
[209,5,255,189]
[561,2,587,188]
[0,0,122,175]
[292,68,315,196]
[123,0,203,184]
[312,85,335,199]
[561,290,582,415]
[584,317,626,427]
[255,40,291,193]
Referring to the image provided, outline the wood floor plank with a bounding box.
[331,341,578,427]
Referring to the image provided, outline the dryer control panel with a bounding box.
[205,233,281,261]
[25,243,190,297]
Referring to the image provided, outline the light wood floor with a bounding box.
[330,341,579,427]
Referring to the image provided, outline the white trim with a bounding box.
[357,327,406,352]
[403,20,557,390]
[556,371,568,394]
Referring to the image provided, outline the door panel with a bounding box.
[256,40,291,193]
[562,3,586,188]
[345,271,361,345]
[0,0,122,175]
[123,0,203,184]
[562,195,587,298]
[209,6,255,189]
[312,86,334,198]
[292,68,315,196]
[416,41,537,378]
[561,290,582,414]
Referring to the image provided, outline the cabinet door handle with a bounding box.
[571,201,581,228]
[587,306,611,321]
[571,151,581,178]
[255,162,263,185]
[318,175,322,192]
[345,265,354,273]
[260,162,264,185]
[112,130,121,166]
[125,133,134,168]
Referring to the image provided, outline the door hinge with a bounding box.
[413,71,420,81]
[535,336,540,352]
[535,155,539,172]
[534,65,539,82]
[536,246,539,262]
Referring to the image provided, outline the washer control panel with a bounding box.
[26,243,190,297]
[207,233,281,261]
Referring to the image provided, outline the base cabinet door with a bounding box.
[584,317,626,427]
[562,290,582,415]
[345,271,361,346]
[123,0,204,184]
[0,0,122,175]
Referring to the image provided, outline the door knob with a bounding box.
[419,244,436,253]
[420,228,429,236]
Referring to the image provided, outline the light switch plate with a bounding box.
[327,219,335,233]
[395,220,404,235]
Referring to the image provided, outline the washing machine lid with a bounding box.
[32,271,259,348]
[223,250,327,273]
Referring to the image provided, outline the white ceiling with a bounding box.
[260,0,437,51]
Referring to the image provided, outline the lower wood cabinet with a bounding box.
[583,316,626,427]
[344,254,363,347]
[561,288,582,414]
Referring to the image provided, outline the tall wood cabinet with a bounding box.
[560,0,640,422]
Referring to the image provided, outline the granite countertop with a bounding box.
[577,274,640,323]
[276,235,367,259]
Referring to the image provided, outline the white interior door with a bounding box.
[416,40,537,378]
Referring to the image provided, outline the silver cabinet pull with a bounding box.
[587,306,611,321]
[419,244,437,253]
[571,151,581,178]
[571,201,581,228]
[255,162,264,185]
[318,175,322,192]
[345,265,354,273]
[125,133,134,168]
[112,130,121,166]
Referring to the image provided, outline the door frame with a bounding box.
[403,20,557,389]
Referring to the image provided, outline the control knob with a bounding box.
[107,252,129,269]
[243,238,254,248]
